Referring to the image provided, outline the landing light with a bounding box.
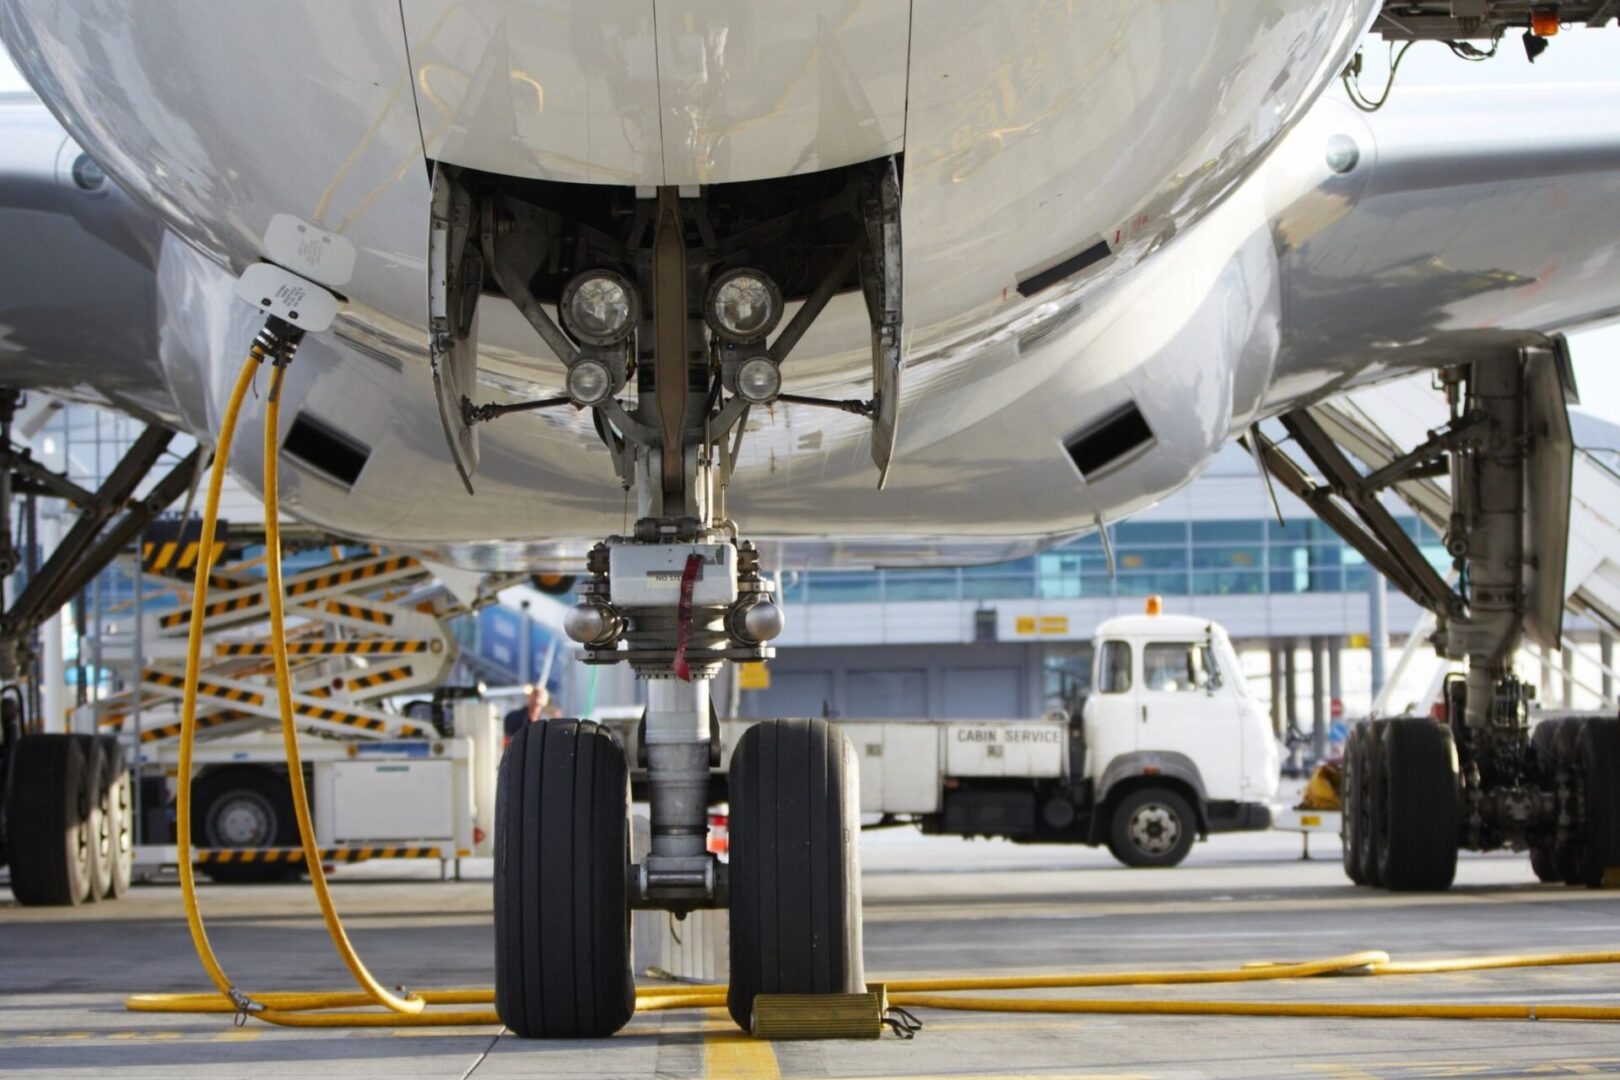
[561,270,638,346]
[735,356,782,404]
[566,358,614,406]
[707,269,782,343]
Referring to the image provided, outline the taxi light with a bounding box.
[1530,8,1560,36]
[1145,595,1163,616]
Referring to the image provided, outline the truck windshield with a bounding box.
[1098,641,1131,693]
[1142,642,1222,693]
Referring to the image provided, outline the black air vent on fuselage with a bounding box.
[1016,238,1113,298]
[282,412,370,488]
[1065,402,1154,479]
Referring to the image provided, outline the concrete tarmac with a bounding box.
[4,830,1620,1078]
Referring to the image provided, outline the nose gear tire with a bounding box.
[727,718,866,1032]
[1107,786,1196,869]
[1374,719,1459,892]
[3,734,95,906]
[494,720,635,1039]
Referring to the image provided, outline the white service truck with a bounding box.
[666,610,1281,868]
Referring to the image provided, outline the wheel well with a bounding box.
[1101,776,1207,837]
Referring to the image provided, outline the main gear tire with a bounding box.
[1375,719,1460,892]
[1575,718,1620,889]
[3,734,96,906]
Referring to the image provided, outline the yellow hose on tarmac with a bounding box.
[260,360,424,1016]
[131,945,1620,1027]
[168,336,421,1025]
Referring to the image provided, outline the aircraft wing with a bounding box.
[0,92,177,424]
[1267,83,1620,408]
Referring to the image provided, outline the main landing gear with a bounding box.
[1254,341,1617,892]
[432,162,903,1035]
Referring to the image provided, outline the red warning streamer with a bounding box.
[672,553,703,681]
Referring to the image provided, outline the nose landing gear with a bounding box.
[445,166,902,1037]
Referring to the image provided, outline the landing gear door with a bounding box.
[863,158,903,488]
[1522,339,1575,650]
[428,165,482,495]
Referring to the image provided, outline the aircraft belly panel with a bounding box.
[653,0,910,187]
[402,0,664,186]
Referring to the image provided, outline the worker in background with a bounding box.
[503,684,550,748]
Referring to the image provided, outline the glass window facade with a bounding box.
[783,517,1447,604]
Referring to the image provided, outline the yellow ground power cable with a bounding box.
[131,945,1620,1027]
[261,360,424,1017]
[168,337,422,1025]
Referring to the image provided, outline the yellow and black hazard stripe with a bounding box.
[285,555,420,599]
[195,845,444,865]
[142,538,228,574]
[142,669,265,707]
[160,591,261,629]
[347,666,414,693]
[293,702,428,737]
[325,599,395,626]
[140,709,249,743]
[213,640,432,658]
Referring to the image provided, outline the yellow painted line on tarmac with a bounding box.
[704,1030,780,1080]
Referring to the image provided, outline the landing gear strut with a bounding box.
[440,164,902,1035]
[1253,341,1614,891]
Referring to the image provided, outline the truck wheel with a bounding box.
[728,718,866,1032]
[1108,786,1197,868]
[494,720,634,1039]
[1375,719,1459,891]
[1341,725,1368,885]
[4,734,95,905]
[98,737,134,898]
[192,767,301,884]
[1575,718,1620,889]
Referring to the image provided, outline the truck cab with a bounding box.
[1082,606,1280,865]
